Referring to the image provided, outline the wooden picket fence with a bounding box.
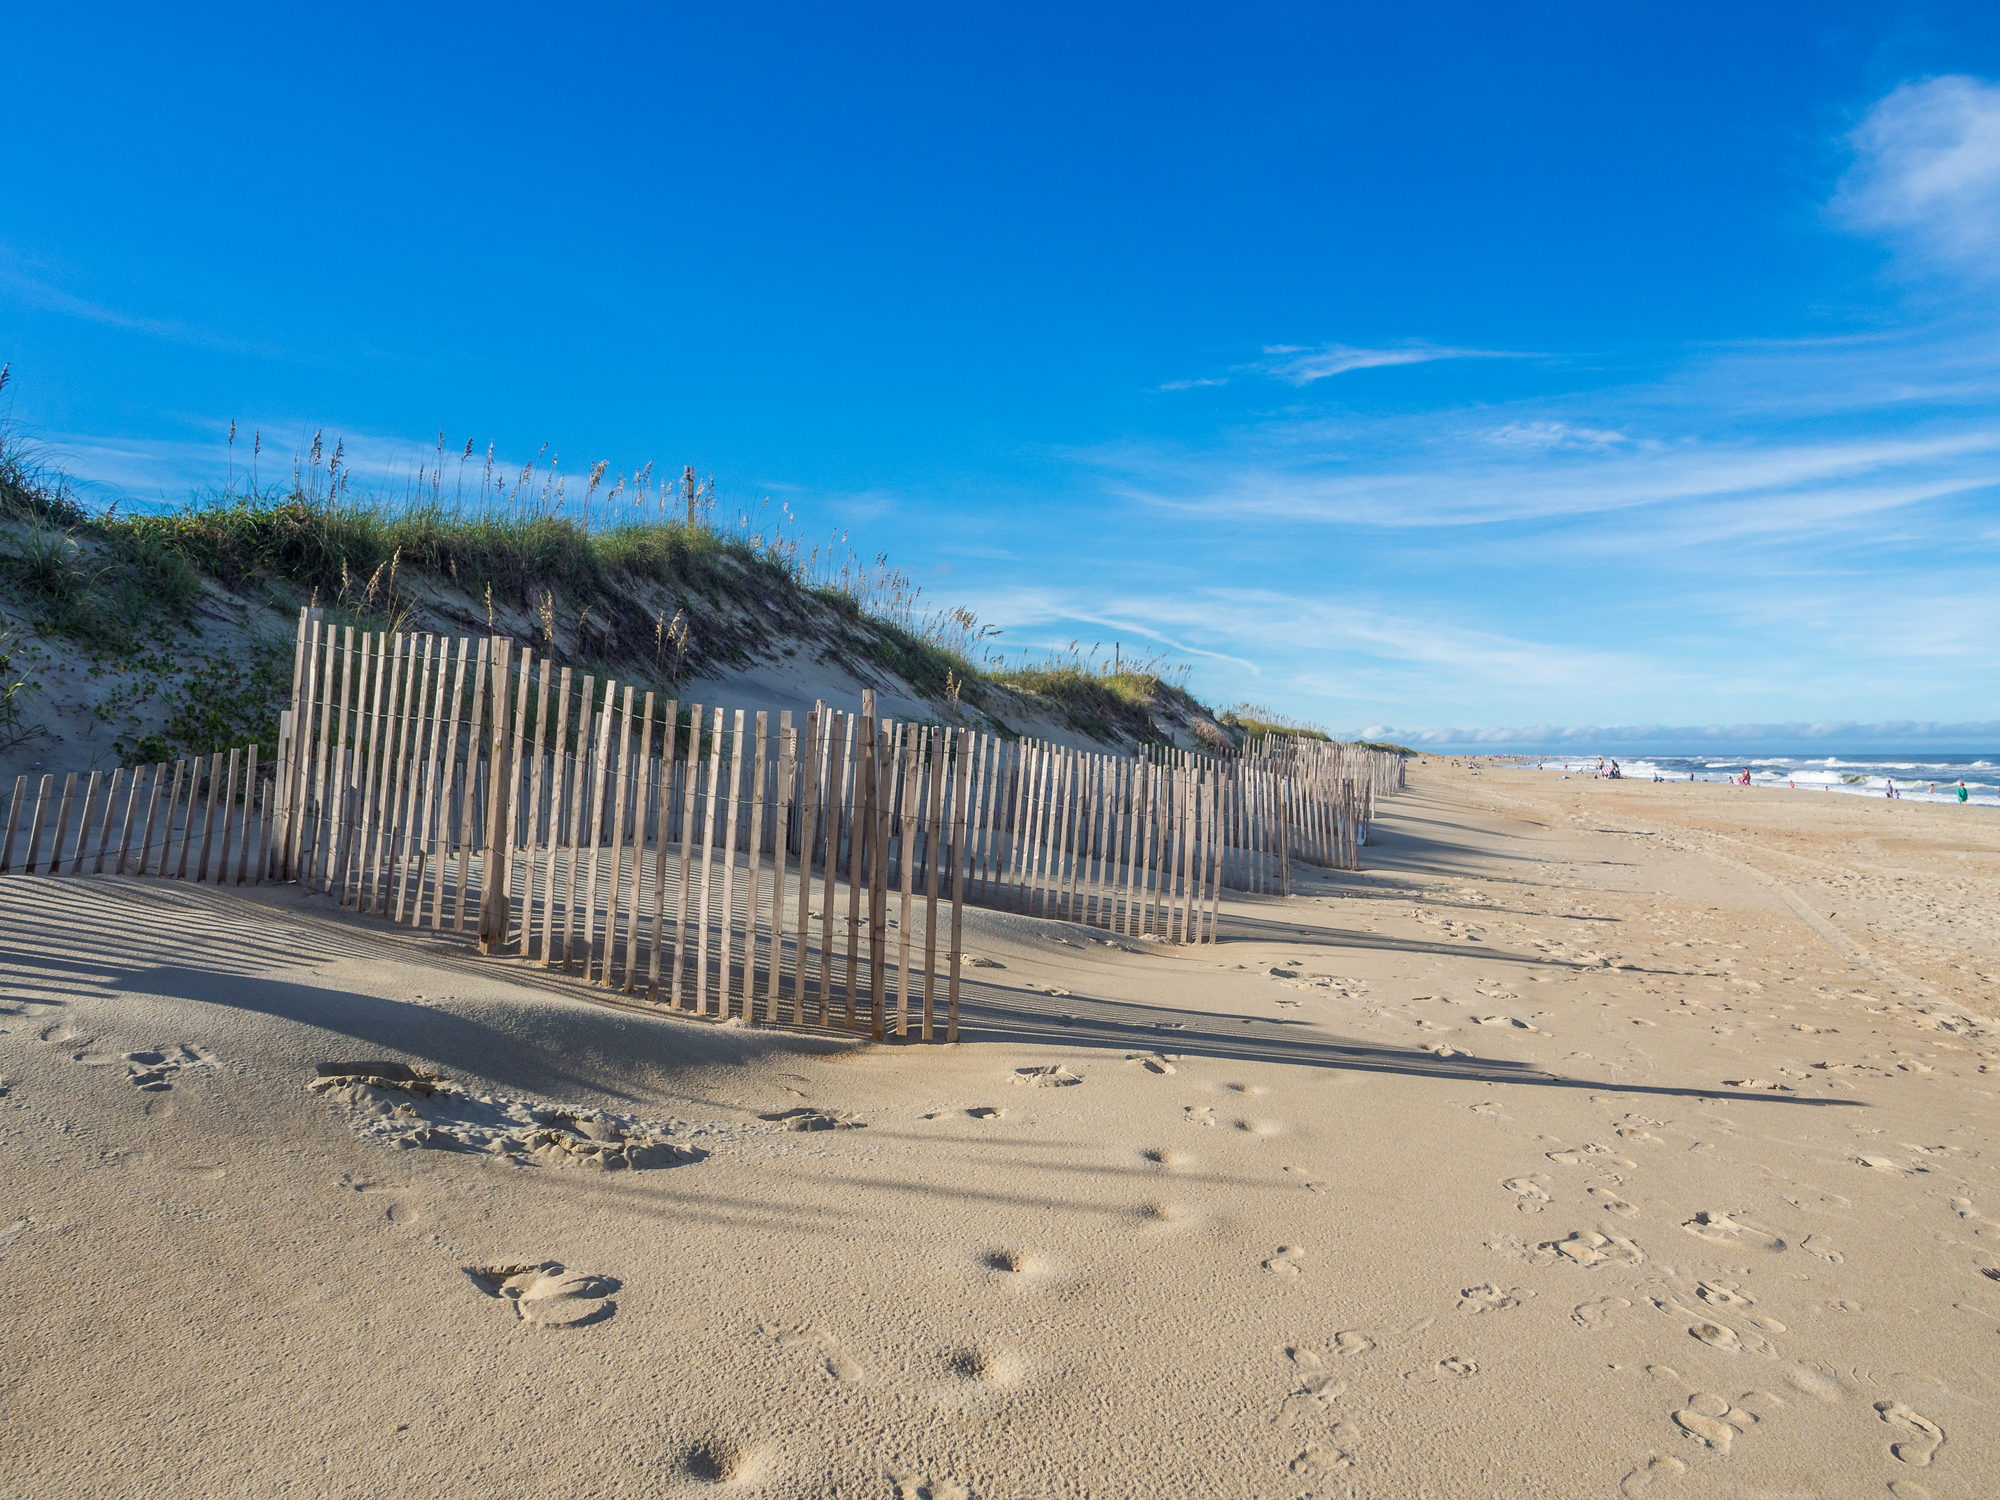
[0,748,275,889]
[0,608,1404,1043]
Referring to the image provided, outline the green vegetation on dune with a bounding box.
[1218,703,1332,743]
[1,400,1359,765]
[988,665,1179,744]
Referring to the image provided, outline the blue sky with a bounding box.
[6,3,1999,750]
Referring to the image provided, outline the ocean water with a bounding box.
[1511,754,1998,806]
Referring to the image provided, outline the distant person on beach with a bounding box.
[1738,768,1751,786]
[1885,778,1896,799]
[1960,782,1970,803]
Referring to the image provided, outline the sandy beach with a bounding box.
[4,762,1996,1499]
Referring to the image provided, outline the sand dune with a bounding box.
[3,764,1995,1497]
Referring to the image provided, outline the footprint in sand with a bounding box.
[1435,1356,1478,1378]
[1783,1363,1846,1403]
[466,1263,618,1326]
[758,1321,868,1381]
[1547,1144,1636,1169]
[1124,1053,1176,1075]
[1236,1118,1285,1137]
[1184,1106,1217,1127]
[1682,1211,1785,1253]
[1671,1391,1758,1452]
[1572,1296,1632,1330]
[1457,1282,1531,1314]
[1288,1443,1352,1479]
[965,1107,1004,1120]
[1543,1230,1645,1268]
[1277,1347,1350,1428]
[1618,1454,1687,1498]
[1332,1330,1375,1358]
[759,1108,866,1132]
[1875,1401,1945,1466]
[980,1248,1047,1284]
[1695,1281,1753,1308]
[680,1439,769,1486]
[1011,1066,1081,1088]
[1262,1246,1307,1278]
[1688,1321,1751,1354]
[945,1346,1025,1387]
[890,1471,974,1500]
[1589,1186,1640,1218]
[74,1044,219,1092]
[1504,1173,1553,1211]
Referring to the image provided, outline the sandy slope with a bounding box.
[3,765,1996,1499]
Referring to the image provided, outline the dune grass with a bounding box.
[1218,703,1332,743]
[0,396,1280,758]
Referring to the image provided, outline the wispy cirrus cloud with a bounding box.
[0,251,298,362]
[1833,74,2000,273]
[1260,342,1525,385]
[1155,340,1528,393]
[1093,413,2000,532]
[953,578,1656,697]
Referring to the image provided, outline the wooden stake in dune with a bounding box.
[212,753,240,885]
[138,763,169,877]
[646,697,681,1003]
[578,676,615,974]
[621,691,658,993]
[896,731,919,1038]
[542,668,574,967]
[388,635,427,917]
[920,731,944,1040]
[602,685,635,985]
[718,708,746,1014]
[431,640,472,930]
[816,709,844,1027]
[947,727,970,1043]
[114,766,144,877]
[22,773,54,874]
[89,768,123,874]
[236,748,259,886]
[695,704,724,1016]
[792,708,822,1026]
[45,772,78,876]
[405,638,449,925]
[68,771,102,877]
[453,639,491,932]
[669,702,701,1009]
[0,775,26,875]
[867,719,892,1043]
[765,712,795,1026]
[478,640,518,954]
[742,710,769,1016]
[558,677,594,968]
[841,704,865,1029]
